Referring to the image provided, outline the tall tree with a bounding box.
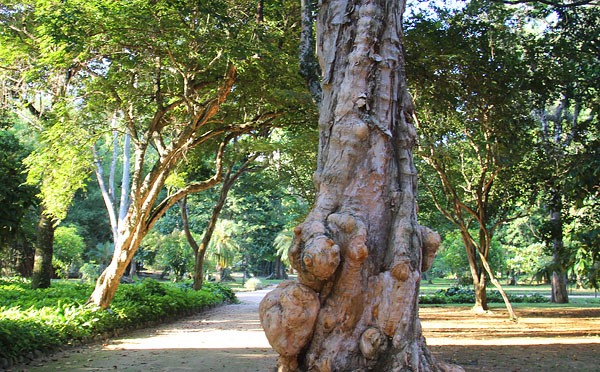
[1,1,88,288]
[2,0,307,307]
[260,1,463,371]
[525,4,600,302]
[405,2,533,314]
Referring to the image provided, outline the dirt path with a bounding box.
[423,306,600,372]
[10,289,277,372]
[9,292,600,372]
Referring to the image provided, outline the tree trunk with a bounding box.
[551,270,569,303]
[549,192,568,303]
[463,235,488,311]
[31,210,55,289]
[180,195,200,256]
[192,156,256,290]
[259,1,463,371]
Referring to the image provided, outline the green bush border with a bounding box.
[419,286,549,305]
[0,277,236,364]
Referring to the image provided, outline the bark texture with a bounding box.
[260,1,464,371]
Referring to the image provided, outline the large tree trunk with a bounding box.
[31,210,55,289]
[259,1,463,371]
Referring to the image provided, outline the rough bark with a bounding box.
[31,210,54,289]
[260,1,464,371]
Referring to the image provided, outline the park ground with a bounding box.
[7,282,600,372]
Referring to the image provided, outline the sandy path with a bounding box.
[12,289,277,372]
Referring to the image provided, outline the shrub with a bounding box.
[244,277,263,291]
[419,286,549,305]
[79,263,101,283]
[0,277,235,360]
[53,225,85,278]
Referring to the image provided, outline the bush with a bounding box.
[53,225,86,278]
[419,286,549,305]
[0,277,235,360]
[244,277,263,291]
[79,263,101,283]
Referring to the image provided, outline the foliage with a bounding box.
[52,225,85,278]
[79,262,100,283]
[419,286,549,305]
[243,277,264,291]
[207,220,240,272]
[274,229,293,267]
[0,129,37,246]
[432,230,506,282]
[496,212,553,283]
[149,230,195,281]
[0,277,235,360]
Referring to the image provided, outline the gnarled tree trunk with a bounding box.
[259,1,463,371]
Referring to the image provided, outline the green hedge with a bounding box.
[0,277,236,360]
[419,286,548,305]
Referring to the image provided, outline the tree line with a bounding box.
[0,0,597,315]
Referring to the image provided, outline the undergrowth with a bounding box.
[419,286,549,305]
[0,277,235,361]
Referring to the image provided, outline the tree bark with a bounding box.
[259,1,463,371]
[31,210,55,289]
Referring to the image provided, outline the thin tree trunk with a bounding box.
[259,1,463,371]
[477,250,517,319]
[31,210,55,289]
[180,195,200,257]
[299,0,322,104]
[464,235,488,311]
[549,192,568,303]
[192,156,256,290]
[474,275,488,312]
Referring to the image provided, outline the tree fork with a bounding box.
[260,1,464,371]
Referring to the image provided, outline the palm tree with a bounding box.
[207,220,240,281]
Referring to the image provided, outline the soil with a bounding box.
[7,290,600,372]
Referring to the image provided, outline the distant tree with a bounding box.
[405,2,533,315]
[525,4,600,302]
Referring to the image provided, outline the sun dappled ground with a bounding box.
[422,305,600,372]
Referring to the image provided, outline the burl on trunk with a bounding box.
[259,1,464,371]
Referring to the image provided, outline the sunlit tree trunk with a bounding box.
[259,1,463,371]
[31,210,54,289]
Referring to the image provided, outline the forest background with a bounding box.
[0,0,598,310]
